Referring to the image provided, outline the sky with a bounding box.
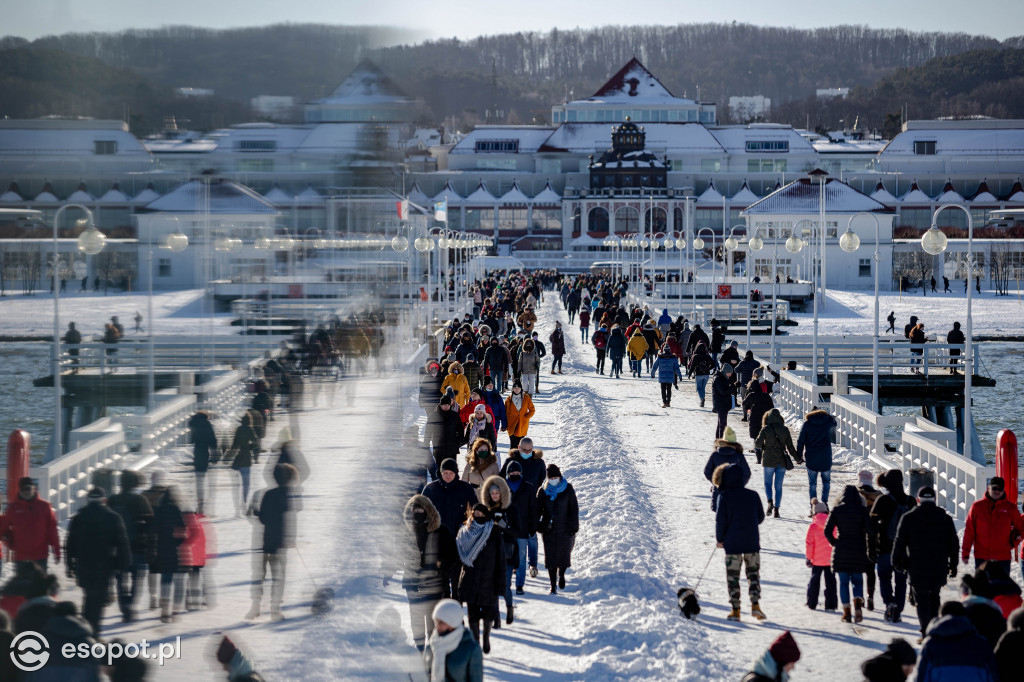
[4,0,1023,42]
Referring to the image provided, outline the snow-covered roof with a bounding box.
[132,184,161,205]
[812,138,887,154]
[540,122,723,154]
[707,124,816,154]
[499,181,530,205]
[571,234,605,246]
[899,181,932,204]
[143,137,218,153]
[464,182,496,204]
[869,181,898,207]
[584,58,691,105]
[742,177,888,215]
[450,126,556,155]
[298,123,399,152]
[34,184,59,204]
[1005,180,1024,203]
[881,126,1024,156]
[532,181,562,205]
[406,183,430,206]
[970,181,998,203]
[295,186,324,205]
[317,59,411,104]
[66,183,94,203]
[433,181,462,205]
[142,177,278,214]
[262,185,293,206]
[98,183,130,203]
[0,183,23,202]
[0,121,151,157]
[729,182,760,206]
[696,181,725,207]
[934,181,964,204]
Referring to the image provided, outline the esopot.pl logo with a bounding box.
[10,631,50,671]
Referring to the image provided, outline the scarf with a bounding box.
[544,477,568,501]
[455,520,493,567]
[468,418,488,444]
[429,624,465,682]
[507,477,522,493]
[510,393,523,410]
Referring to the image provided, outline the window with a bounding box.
[745,140,789,153]
[747,159,787,172]
[157,258,171,277]
[238,159,274,172]
[475,140,519,153]
[913,140,936,155]
[859,259,871,277]
[701,159,721,172]
[476,159,516,170]
[94,140,117,155]
[239,140,276,151]
[539,159,560,174]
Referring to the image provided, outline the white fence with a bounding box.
[193,369,249,417]
[829,390,911,470]
[743,337,981,376]
[34,429,129,524]
[776,369,834,417]
[112,393,196,458]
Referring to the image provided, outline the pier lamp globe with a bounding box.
[724,235,739,251]
[663,237,675,250]
[77,222,107,255]
[785,235,804,254]
[437,235,449,249]
[639,238,650,248]
[921,225,948,255]
[414,236,433,252]
[164,229,190,253]
[675,237,685,249]
[839,227,861,253]
[692,236,704,250]
[748,234,763,252]
[391,234,409,252]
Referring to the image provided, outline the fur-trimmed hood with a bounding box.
[468,440,497,471]
[404,494,441,533]
[805,409,831,420]
[448,361,464,375]
[478,475,512,509]
[713,439,744,455]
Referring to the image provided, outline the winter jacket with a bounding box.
[710,326,725,354]
[657,309,672,332]
[179,512,208,567]
[65,501,131,590]
[538,482,579,569]
[704,442,750,511]
[481,388,507,431]
[462,360,484,392]
[429,406,465,464]
[915,615,999,682]
[3,494,61,563]
[422,478,479,537]
[824,486,874,574]
[462,442,499,488]
[579,309,591,327]
[742,382,775,440]
[152,495,187,574]
[483,344,510,376]
[688,346,715,376]
[398,495,444,597]
[754,411,797,469]
[229,417,259,470]
[892,502,960,590]
[795,410,837,472]
[189,412,219,472]
[607,328,627,360]
[549,329,567,356]
[505,392,536,438]
[736,357,760,386]
[869,490,916,556]
[650,353,682,384]
[686,326,710,354]
[963,595,1008,651]
[626,332,649,360]
[419,368,444,411]
[499,450,546,490]
[714,463,765,555]
[592,328,608,349]
[107,476,153,556]
[256,485,293,553]
[457,526,506,605]
[995,610,1024,682]
[425,628,483,682]
[806,512,837,566]
[507,479,539,539]
[458,400,495,425]
[962,493,1022,562]
[454,339,477,364]
[711,372,734,413]
[641,325,662,354]
[518,348,540,375]
[441,366,471,408]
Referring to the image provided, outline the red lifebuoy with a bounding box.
[7,429,30,504]
[996,429,1018,506]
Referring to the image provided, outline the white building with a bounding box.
[816,88,850,100]
[251,95,296,121]
[728,95,771,122]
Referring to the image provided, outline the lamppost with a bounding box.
[793,219,817,377]
[747,229,765,349]
[774,227,805,366]
[723,224,744,329]
[840,212,880,414]
[149,222,189,413]
[693,227,715,322]
[415,231,435,332]
[921,203,979,463]
[51,204,107,460]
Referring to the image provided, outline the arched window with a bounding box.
[614,206,638,235]
[588,207,610,235]
[644,206,667,232]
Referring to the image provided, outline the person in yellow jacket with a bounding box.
[440,361,471,408]
[626,328,649,378]
[504,379,536,450]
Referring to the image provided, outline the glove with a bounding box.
[806,559,813,568]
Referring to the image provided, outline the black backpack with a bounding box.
[886,494,910,541]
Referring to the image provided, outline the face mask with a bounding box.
[508,474,522,483]
[548,477,561,486]
[521,450,532,459]
[478,450,490,457]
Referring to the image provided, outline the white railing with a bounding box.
[743,337,981,377]
[777,369,834,417]
[829,392,911,470]
[193,369,249,417]
[900,419,996,522]
[34,430,128,525]
[112,393,196,458]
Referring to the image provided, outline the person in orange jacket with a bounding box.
[503,380,535,451]
[962,476,1023,575]
[2,477,60,571]
[804,498,837,611]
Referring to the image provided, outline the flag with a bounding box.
[434,198,448,223]
[396,199,409,221]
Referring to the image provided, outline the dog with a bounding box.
[312,587,336,616]
[676,587,700,619]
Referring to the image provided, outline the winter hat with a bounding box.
[768,630,801,666]
[753,367,764,378]
[811,497,829,515]
[151,470,166,487]
[216,635,238,664]
[467,353,476,362]
[471,503,492,520]
[721,364,733,374]
[432,599,465,628]
[722,426,738,444]
[884,638,917,666]
[484,375,495,387]
[879,469,903,492]
[917,486,936,501]
[439,394,453,406]
[18,476,36,488]
[546,464,562,479]
[87,486,106,500]
[860,654,905,682]
[440,458,459,474]
[471,387,485,399]
[506,461,523,476]
[513,379,523,389]
[730,340,738,347]
[989,476,1005,491]
[858,470,875,487]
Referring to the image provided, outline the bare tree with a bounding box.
[989,243,1015,296]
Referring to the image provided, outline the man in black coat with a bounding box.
[704,432,750,512]
[249,463,297,621]
[710,320,725,364]
[418,360,444,411]
[427,395,464,480]
[946,321,965,373]
[892,486,960,635]
[685,324,710,356]
[422,459,479,599]
[504,461,538,596]
[108,470,153,623]
[714,463,766,621]
[64,486,131,636]
[870,469,917,623]
[188,411,218,513]
[711,364,736,439]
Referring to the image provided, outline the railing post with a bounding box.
[923,347,929,376]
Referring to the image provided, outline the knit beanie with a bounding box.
[439,394,453,406]
[884,638,918,666]
[721,363,733,373]
[858,470,875,487]
[440,458,459,474]
[722,426,738,444]
[811,498,829,515]
[432,599,465,628]
[768,630,801,667]
[546,464,562,479]
[216,635,238,664]
[860,654,905,682]
[506,461,523,475]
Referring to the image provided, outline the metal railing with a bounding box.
[192,369,249,417]
[35,429,129,525]
[742,337,981,376]
[60,339,278,373]
[112,393,195,458]
[776,369,834,416]
[829,391,912,470]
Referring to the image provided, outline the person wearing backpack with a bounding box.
[870,469,916,623]
[592,325,609,375]
[107,471,153,623]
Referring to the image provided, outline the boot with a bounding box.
[160,598,172,623]
[773,506,780,519]
[841,605,852,623]
[854,597,864,623]
[766,501,775,516]
[558,569,566,589]
[548,568,558,594]
[493,612,501,629]
[506,604,514,625]
[866,596,874,611]
[470,619,480,644]
[751,603,767,620]
[726,607,741,621]
[245,605,261,620]
[482,620,491,654]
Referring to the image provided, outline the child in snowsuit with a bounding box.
[804,498,837,611]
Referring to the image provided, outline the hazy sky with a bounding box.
[6,0,1023,42]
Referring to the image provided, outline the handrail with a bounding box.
[34,430,128,525]
[901,425,996,521]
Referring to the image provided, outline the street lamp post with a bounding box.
[792,219,816,377]
[840,212,879,414]
[778,227,806,366]
[693,227,715,324]
[921,204,979,463]
[723,224,743,336]
[151,224,190,413]
[51,204,106,461]
[747,229,764,350]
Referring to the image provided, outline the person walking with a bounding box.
[188,410,218,514]
[892,486,960,636]
[688,342,715,407]
[962,476,1021,575]
[538,464,579,594]
[607,325,627,378]
[480,476,518,627]
[755,409,798,518]
[856,470,882,611]
[441,362,471,409]
[713,462,766,622]
[824,484,875,623]
[504,461,538,600]
[947,321,965,374]
[429,395,465,480]
[870,469,916,623]
[886,311,896,334]
[805,498,838,612]
[796,409,837,509]
[709,319,725,366]
[742,369,775,461]
[427,599,483,682]
[518,340,541,395]
[943,276,951,293]
[107,470,153,623]
[64,322,82,372]
[2,477,61,572]
[504,380,535,451]
[930,276,937,293]
[464,405,497,453]
[549,322,566,375]
[484,338,510,393]
[627,328,648,378]
[909,322,927,373]
[592,325,609,374]
[423,459,479,601]
[385,494,443,651]
[711,363,735,436]
[578,307,591,344]
[456,503,506,654]
[704,427,750,512]
[152,485,188,623]
[64,486,131,636]
[180,508,209,612]
[248,464,297,622]
[227,412,260,515]
[651,344,683,408]
[915,605,999,682]
[462,439,499,489]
